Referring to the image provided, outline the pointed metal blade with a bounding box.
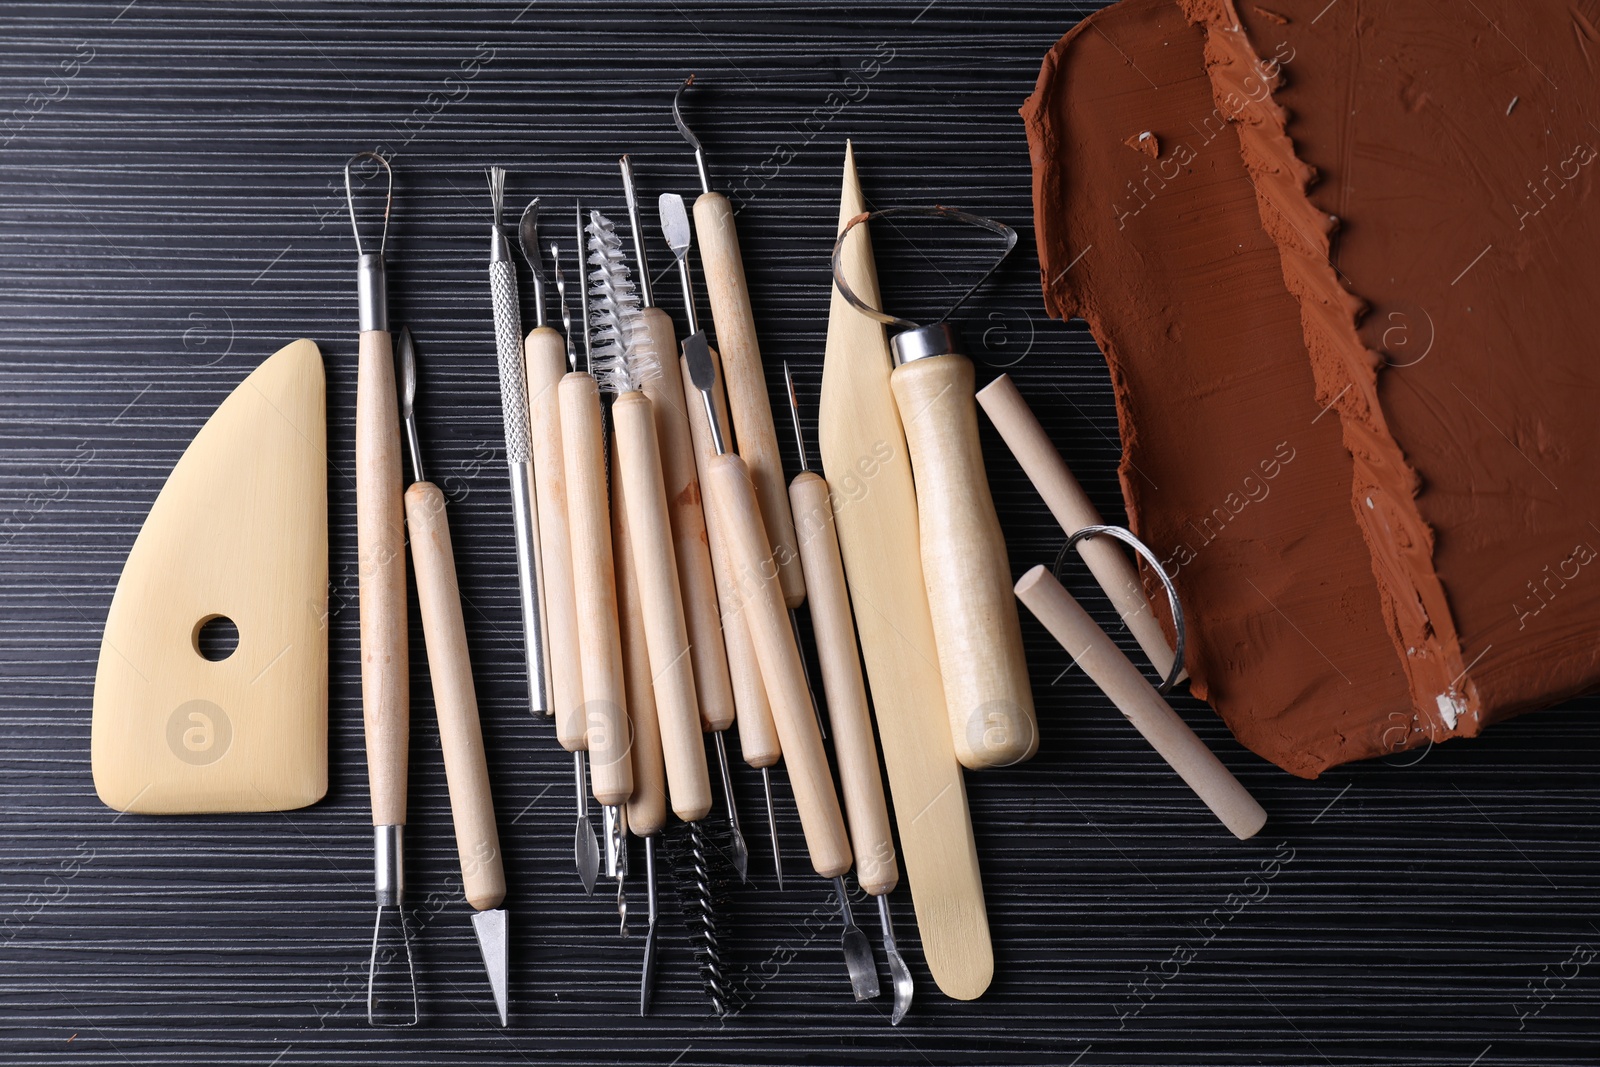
[842,923,881,1001]
[659,193,692,258]
[576,816,600,895]
[471,908,510,1027]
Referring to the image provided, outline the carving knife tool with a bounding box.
[784,362,905,1018]
[661,191,785,888]
[518,200,601,893]
[397,328,510,1026]
[561,204,634,897]
[621,155,749,884]
[817,142,992,1001]
[344,151,417,1027]
[484,167,551,723]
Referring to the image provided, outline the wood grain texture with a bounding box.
[557,372,631,807]
[1016,566,1266,841]
[356,328,410,827]
[611,442,667,839]
[524,326,586,750]
[789,471,897,896]
[692,191,804,608]
[892,355,1037,770]
[639,306,736,735]
[819,141,993,1001]
[405,480,506,909]
[707,454,849,879]
[614,392,711,823]
[976,373,1182,682]
[682,347,781,768]
[91,338,327,814]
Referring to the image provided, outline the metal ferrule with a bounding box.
[356,253,388,333]
[604,804,628,879]
[374,824,404,906]
[489,225,511,264]
[890,322,960,366]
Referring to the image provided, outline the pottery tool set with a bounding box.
[87,77,1273,1029]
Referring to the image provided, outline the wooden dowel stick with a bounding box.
[1015,565,1266,840]
[976,374,1182,683]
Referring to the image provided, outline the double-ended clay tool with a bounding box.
[671,78,829,745]
[560,201,635,920]
[676,216,867,1003]
[397,328,510,1025]
[831,205,1036,772]
[519,200,602,894]
[344,151,417,1027]
[783,364,905,1019]
[620,155,749,886]
[660,191,785,889]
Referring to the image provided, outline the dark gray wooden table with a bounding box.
[1,2,1596,1064]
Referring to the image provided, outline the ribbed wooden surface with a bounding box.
[1,2,1597,1064]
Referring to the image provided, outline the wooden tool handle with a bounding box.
[356,328,409,827]
[789,471,898,896]
[1015,566,1267,840]
[611,449,668,839]
[682,348,781,768]
[708,453,851,878]
[640,307,736,735]
[404,481,506,910]
[558,372,633,807]
[615,393,713,823]
[524,327,586,748]
[891,355,1037,771]
[691,191,805,608]
[976,374,1183,682]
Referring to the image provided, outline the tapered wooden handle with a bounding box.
[525,326,586,745]
[790,472,898,895]
[682,348,781,768]
[692,191,804,608]
[404,481,506,909]
[558,372,633,807]
[615,393,713,823]
[708,454,850,878]
[976,374,1182,683]
[356,328,409,827]
[1015,566,1267,840]
[891,355,1036,770]
[611,448,668,839]
[640,307,736,735]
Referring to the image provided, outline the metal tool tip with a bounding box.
[487,166,507,227]
[471,908,510,1027]
[659,193,691,256]
[397,326,416,414]
[366,904,419,1027]
[577,816,600,895]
